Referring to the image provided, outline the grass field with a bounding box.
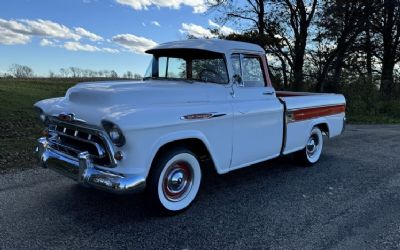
[0,78,399,172]
[0,79,75,172]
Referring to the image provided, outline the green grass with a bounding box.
[0,78,398,172]
[0,79,75,172]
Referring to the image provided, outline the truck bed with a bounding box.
[276,91,346,155]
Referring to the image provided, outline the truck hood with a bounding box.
[66,80,210,106]
[35,80,221,126]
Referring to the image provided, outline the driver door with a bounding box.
[230,53,283,169]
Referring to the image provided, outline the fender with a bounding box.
[144,130,223,176]
[306,117,330,141]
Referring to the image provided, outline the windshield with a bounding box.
[144,49,229,84]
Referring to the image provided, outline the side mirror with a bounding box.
[233,74,243,86]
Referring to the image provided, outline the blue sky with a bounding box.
[0,0,236,76]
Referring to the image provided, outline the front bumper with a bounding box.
[36,137,146,194]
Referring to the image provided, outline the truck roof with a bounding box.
[146,39,265,54]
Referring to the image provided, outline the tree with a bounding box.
[376,0,400,98]
[269,0,318,90]
[313,0,375,92]
[133,73,142,80]
[123,71,133,78]
[110,70,118,78]
[210,0,318,90]
[8,64,34,78]
[69,67,82,78]
[59,68,70,77]
[48,70,56,78]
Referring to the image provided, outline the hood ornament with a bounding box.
[58,113,75,122]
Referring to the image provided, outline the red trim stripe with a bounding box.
[290,105,345,122]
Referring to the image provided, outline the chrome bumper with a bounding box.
[36,137,146,194]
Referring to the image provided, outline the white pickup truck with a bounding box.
[35,39,346,213]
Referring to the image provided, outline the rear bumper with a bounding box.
[36,137,146,194]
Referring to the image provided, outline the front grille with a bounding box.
[47,121,114,167]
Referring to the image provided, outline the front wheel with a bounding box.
[295,127,324,166]
[146,148,202,214]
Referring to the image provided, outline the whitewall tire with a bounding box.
[295,127,324,166]
[147,148,202,213]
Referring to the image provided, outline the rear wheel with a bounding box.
[295,127,324,166]
[146,147,202,214]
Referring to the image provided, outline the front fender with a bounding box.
[145,130,218,175]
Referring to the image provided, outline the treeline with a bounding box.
[210,0,400,99]
[2,64,142,80]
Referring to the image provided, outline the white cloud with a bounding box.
[40,38,54,47]
[0,18,109,46]
[63,41,119,53]
[0,26,30,45]
[22,19,81,40]
[208,20,236,36]
[115,0,208,13]
[0,18,119,54]
[74,27,103,41]
[64,41,100,52]
[151,21,160,27]
[102,47,120,53]
[112,34,157,54]
[179,23,216,38]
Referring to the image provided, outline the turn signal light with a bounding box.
[41,129,49,137]
[114,151,123,161]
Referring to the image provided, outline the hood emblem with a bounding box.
[58,113,75,122]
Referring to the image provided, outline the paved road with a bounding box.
[1,125,400,249]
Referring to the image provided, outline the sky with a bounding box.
[0,0,237,76]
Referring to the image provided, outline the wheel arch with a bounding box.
[307,117,330,138]
[147,131,219,176]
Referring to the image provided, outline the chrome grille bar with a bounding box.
[46,118,116,167]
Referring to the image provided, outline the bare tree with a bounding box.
[133,73,142,80]
[8,64,34,78]
[210,0,318,90]
[123,71,133,79]
[110,70,118,78]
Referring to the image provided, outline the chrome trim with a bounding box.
[286,103,346,112]
[47,117,117,167]
[36,137,146,194]
[286,112,345,124]
[56,112,87,124]
[181,112,226,120]
[51,130,107,158]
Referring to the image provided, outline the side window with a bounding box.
[242,56,265,87]
[231,54,241,77]
[158,57,167,77]
[167,57,186,78]
[157,57,186,78]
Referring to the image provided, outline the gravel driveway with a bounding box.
[1,125,400,249]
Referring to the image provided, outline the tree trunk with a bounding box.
[380,0,397,98]
[257,0,265,36]
[293,30,307,91]
[365,23,373,80]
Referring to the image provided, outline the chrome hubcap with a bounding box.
[163,161,193,201]
[306,134,319,158]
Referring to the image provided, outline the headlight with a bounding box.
[102,120,125,147]
[39,112,47,122]
[35,107,47,123]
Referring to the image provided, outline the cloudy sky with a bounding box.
[0,0,236,76]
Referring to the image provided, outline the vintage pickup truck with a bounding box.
[35,39,346,213]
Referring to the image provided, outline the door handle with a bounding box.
[263,91,275,95]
